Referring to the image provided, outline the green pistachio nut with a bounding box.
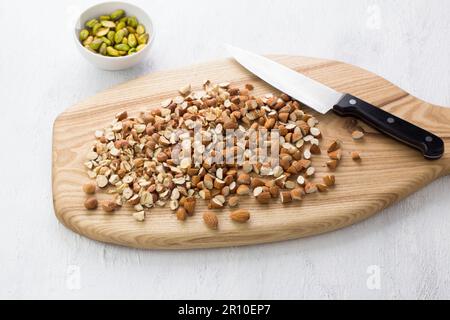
[99,43,108,55]
[99,15,110,21]
[136,24,145,35]
[96,27,109,37]
[107,31,116,44]
[85,19,98,28]
[136,44,146,52]
[85,44,97,53]
[128,34,137,47]
[92,22,102,35]
[118,50,127,56]
[127,16,138,28]
[110,9,125,21]
[82,35,94,46]
[114,29,125,43]
[114,43,130,52]
[119,16,128,23]
[79,29,89,41]
[137,33,149,45]
[89,38,103,51]
[128,48,137,55]
[116,21,126,31]
[101,20,116,28]
[121,37,128,45]
[126,26,136,34]
[101,36,112,46]
[106,46,120,56]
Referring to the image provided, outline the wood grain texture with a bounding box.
[52,55,450,249]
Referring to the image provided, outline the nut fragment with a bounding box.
[256,191,271,204]
[323,175,335,187]
[305,182,318,194]
[326,160,338,170]
[203,211,218,230]
[102,200,117,212]
[230,209,250,223]
[228,196,240,207]
[352,130,365,140]
[236,184,250,196]
[351,151,361,161]
[133,211,145,222]
[96,175,108,188]
[84,197,98,210]
[176,207,187,221]
[280,191,292,203]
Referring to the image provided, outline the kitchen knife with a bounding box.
[226,45,444,160]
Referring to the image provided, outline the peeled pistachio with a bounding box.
[119,16,128,23]
[115,21,126,31]
[101,36,112,46]
[127,16,138,28]
[106,46,120,56]
[99,15,110,21]
[136,44,146,52]
[121,28,129,37]
[79,29,89,41]
[92,22,102,35]
[89,38,103,51]
[121,37,128,45]
[126,26,136,34]
[101,20,116,28]
[110,9,125,21]
[118,50,127,56]
[84,44,96,53]
[82,35,94,46]
[99,42,107,55]
[107,30,115,44]
[115,43,130,51]
[128,48,137,55]
[96,27,109,37]
[114,29,125,43]
[85,19,98,28]
[136,24,145,35]
[128,33,137,47]
[137,33,149,45]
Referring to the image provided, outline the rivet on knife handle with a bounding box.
[333,94,445,160]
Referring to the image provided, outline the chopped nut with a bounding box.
[352,130,365,140]
[297,175,305,186]
[132,211,145,222]
[323,175,336,187]
[328,149,342,160]
[290,188,304,201]
[228,196,240,207]
[256,191,271,204]
[102,200,117,212]
[326,160,338,170]
[317,183,328,192]
[176,207,187,221]
[280,191,292,203]
[236,184,250,196]
[178,84,191,96]
[96,175,108,188]
[305,182,318,194]
[351,151,361,161]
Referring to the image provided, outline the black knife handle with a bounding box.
[333,94,444,160]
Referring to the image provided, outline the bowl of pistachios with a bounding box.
[74,1,154,70]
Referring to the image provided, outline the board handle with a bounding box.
[333,94,445,160]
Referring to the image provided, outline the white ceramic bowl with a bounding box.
[74,1,154,71]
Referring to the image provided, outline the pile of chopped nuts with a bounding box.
[82,81,340,229]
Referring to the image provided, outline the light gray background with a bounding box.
[1,0,449,299]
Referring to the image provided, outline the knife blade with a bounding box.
[226,44,444,160]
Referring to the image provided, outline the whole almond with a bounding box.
[84,197,98,210]
[230,209,250,223]
[203,211,218,230]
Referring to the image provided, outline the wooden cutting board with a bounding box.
[52,55,450,249]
